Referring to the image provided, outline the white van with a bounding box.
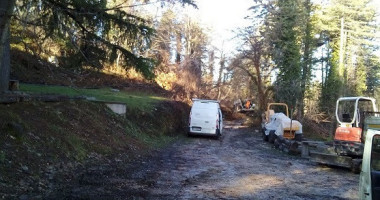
[188,99,223,138]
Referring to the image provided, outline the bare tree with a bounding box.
[231,31,273,111]
[216,51,226,100]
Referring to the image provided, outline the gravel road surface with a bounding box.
[49,120,359,199]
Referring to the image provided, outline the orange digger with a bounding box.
[306,97,380,173]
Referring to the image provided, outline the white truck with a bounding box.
[359,116,380,199]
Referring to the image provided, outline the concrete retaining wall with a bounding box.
[105,103,127,115]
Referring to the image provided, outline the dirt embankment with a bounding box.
[0,100,189,199]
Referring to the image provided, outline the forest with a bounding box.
[0,0,379,121]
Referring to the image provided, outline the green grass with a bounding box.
[124,120,177,148]
[20,84,167,111]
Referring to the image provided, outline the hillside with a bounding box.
[0,90,189,198]
[10,49,170,96]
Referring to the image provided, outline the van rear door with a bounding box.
[218,108,223,134]
[360,129,380,200]
[190,107,217,132]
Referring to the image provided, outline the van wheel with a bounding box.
[215,129,221,139]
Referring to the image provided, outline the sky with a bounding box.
[191,0,380,55]
[186,0,380,84]
[143,0,380,80]
[139,0,253,55]
[145,0,380,57]
[186,0,253,55]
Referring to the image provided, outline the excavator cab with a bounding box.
[307,97,379,173]
[334,97,378,156]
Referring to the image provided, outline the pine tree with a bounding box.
[320,0,377,105]
[271,0,302,109]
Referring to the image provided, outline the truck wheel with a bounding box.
[268,130,277,144]
[262,129,268,142]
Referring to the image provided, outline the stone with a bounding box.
[21,166,29,172]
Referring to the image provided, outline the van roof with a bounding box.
[192,100,219,109]
[192,98,219,103]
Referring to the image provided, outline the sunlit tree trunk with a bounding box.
[176,31,182,64]
[252,42,267,112]
[217,53,225,100]
[0,0,15,93]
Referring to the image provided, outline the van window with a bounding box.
[371,135,380,171]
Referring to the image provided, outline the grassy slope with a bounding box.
[20,84,166,110]
[0,85,190,198]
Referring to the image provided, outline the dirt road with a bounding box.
[49,120,359,199]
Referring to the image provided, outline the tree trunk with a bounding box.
[253,42,266,111]
[217,54,225,100]
[176,31,182,64]
[237,38,268,112]
[0,0,15,93]
[298,0,312,118]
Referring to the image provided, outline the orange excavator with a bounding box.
[334,97,378,156]
[307,97,379,172]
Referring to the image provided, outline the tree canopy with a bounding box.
[0,0,197,92]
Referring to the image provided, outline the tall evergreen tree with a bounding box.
[299,0,315,117]
[320,0,377,110]
[365,53,380,95]
[271,0,302,109]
